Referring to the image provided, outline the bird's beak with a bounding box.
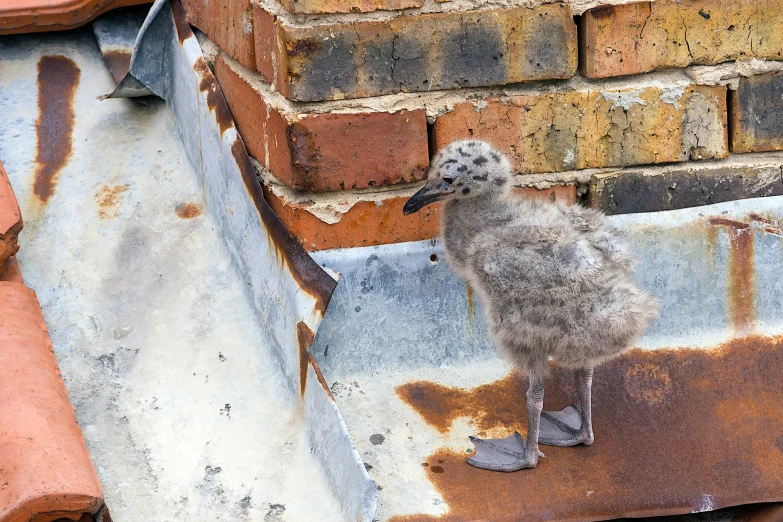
[403,179,455,215]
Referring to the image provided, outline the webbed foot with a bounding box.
[466,432,543,471]
[539,405,593,447]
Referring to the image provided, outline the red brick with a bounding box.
[214,52,429,191]
[514,185,577,205]
[182,0,256,70]
[264,186,442,251]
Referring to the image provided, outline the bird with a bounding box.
[403,139,660,471]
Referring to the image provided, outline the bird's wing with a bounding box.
[560,204,637,271]
[467,226,603,297]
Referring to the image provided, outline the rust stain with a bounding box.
[397,373,527,436]
[297,321,315,397]
[748,212,783,236]
[101,50,131,85]
[312,358,335,401]
[624,363,671,406]
[34,56,81,203]
[175,202,202,219]
[94,184,130,219]
[231,137,337,315]
[170,0,193,44]
[709,218,755,334]
[392,336,783,521]
[194,57,234,136]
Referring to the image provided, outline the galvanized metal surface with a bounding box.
[2,2,783,521]
[0,3,375,520]
[311,198,783,521]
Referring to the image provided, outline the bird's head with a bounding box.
[403,140,513,215]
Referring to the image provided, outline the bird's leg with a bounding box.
[466,376,544,472]
[539,367,595,447]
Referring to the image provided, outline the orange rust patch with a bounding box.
[392,336,783,521]
[101,50,131,85]
[297,321,315,397]
[171,0,193,44]
[94,184,129,219]
[624,363,671,406]
[195,57,234,136]
[175,202,202,219]
[34,56,80,203]
[709,218,756,334]
[397,373,527,436]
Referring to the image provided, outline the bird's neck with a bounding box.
[444,192,507,224]
[443,193,508,262]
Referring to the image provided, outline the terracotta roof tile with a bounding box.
[0,160,22,272]
[0,159,104,521]
[0,0,151,35]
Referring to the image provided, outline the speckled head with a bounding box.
[403,140,513,215]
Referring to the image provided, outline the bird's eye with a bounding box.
[443,177,455,185]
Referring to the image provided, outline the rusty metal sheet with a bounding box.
[311,199,783,521]
[0,2,376,520]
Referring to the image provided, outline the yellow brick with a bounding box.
[433,84,728,174]
[582,0,783,78]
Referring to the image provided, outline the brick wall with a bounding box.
[186,0,783,251]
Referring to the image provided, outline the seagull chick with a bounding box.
[403,140,660,472]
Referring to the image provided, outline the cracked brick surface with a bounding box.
[254,3,577,101]
[581,0,783,79]
[214,52,429,191]
[731,71,783,153]
[589,155,783,214]
[432,83,728,174]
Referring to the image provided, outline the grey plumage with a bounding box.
[404,139,660,471]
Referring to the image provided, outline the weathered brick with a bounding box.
[730,72,783,153]
[581,0,783,79]
[278,0,423,15]
[182,0,256,70]
[588,155,783,214]
[264,183,442,250]
[513,185,577,205]
[255,3,577,101]
[214,52,429,191]
[433,82,728,174]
